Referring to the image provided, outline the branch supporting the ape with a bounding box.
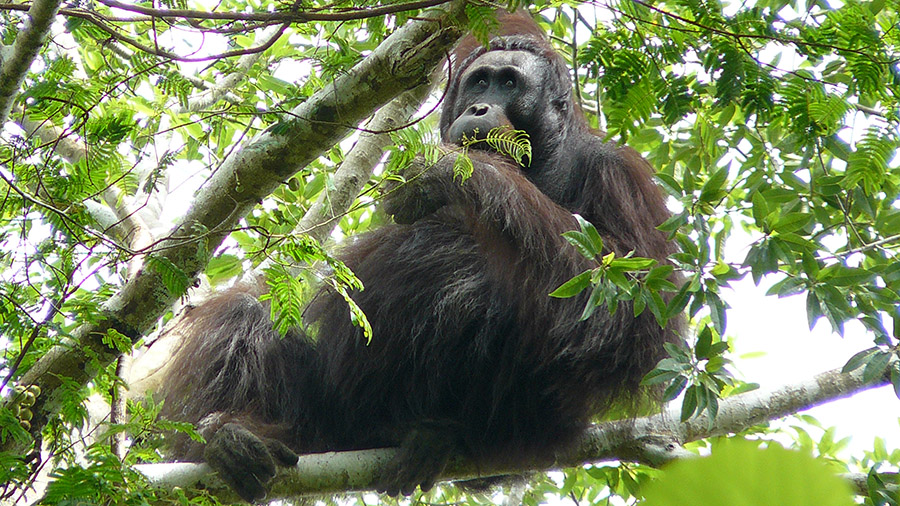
[135,365,889,501]
[4,1,468,451]
[672,364,886,443]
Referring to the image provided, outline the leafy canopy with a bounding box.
[0,0,898,504]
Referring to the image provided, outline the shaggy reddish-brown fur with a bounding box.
[161,12,679,501]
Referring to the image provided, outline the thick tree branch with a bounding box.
[134,365,889,501]
[291,84,434,244]
[672,365,886,442]
[0,0,61,124]
[6,1,467,449]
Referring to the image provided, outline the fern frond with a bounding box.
[453,149,475,183]
[484,127,532,167]
[844,126,899,194]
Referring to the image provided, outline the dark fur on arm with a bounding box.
[383,149,580,262]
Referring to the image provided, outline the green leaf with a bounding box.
[806,291,822,330]
[664,341,692,362]
[206,254,243,285]
[667,283,692,319]
[483,127,532,166]
[705,390,719,428]
[818,265,874,287]
[642,368,682,386]
[707,290,727,334]
[862,351,891,383]
[824,135,851,162]
[766,276,806,298]
[680,385,698,421]
[699,166,729,203]
[102,329,132,353]
[550,271,592,298]
[647,264,675,282]
[891,363,900,400]
[843,126,898,193]
[643,440,856,506]
[146,255,191,296]
[656,172,683,196]
[696,325,712,360]
[657,212,688,233]
[610,257,657,270]
[452,150,475,183]
[842,347,877,373]
[773,212,811,234]
[566,214,603,258]
[606,267,632,290]
[562,231,594,259]
[663,374,688,402]
[656,357,689,373]
[751,190,768,228]
[580,283,604,321]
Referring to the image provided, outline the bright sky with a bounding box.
[726,274,900,456]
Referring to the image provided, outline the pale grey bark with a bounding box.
[6,2,467,447]
[291,84,433,244]
[133,366,889,501]
[0,0,61,123]
[576,365,884,465]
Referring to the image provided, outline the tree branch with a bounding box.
[175,27,278,114]
[95,0,451,23]
[0,1,455,62]
[6,1,467,449]
[0,0,61,124]
[842,472,899,496]
[291,83,433,244]
[134,365,889,501]
[249,81,434,283]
